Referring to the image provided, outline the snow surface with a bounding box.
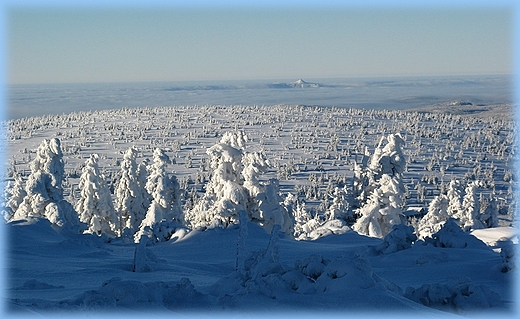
[4,217,517,317]
[1,94,517,317]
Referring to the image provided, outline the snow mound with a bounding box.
[306,219,351,240]
[372,224,417,254]
[74,277,209,310]
[211,250,403,306]
[471,226,518,247]
[404,277,503,312]
[423,219,488,249]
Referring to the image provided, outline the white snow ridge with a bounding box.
[1,103,517,317]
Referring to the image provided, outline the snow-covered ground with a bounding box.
[1,99,517,316]
[3,216,517,316]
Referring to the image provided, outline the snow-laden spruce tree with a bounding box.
[186,131,290,232]
[353,134,407,238]
[2,174,27,221]
[75,154,118,237]
[479,195,499,228]
[416,194,450,240]
[292,200,321,240]
[368,133,406,181]
[446,180,463,219]
[352,174,406,238]
[114,147,148,236]
[186,132,248,229]
[12,138,82,228]
[354,133,406,210]
[242,152,292,234]
[324,186,353,223]
[134,148,182,243]
[458,181,484,231]
[137,158,152,213]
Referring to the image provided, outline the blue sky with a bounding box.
[4,1,515,84]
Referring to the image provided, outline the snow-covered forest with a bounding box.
[1,103,517,315]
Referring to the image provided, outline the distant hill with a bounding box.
[268,79,321,88]
[409,100,514,119]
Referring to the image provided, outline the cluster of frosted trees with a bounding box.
[4,138,183,243]
[2,131,502,242]
[3,133,294,242]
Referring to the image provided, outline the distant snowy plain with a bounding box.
[2,75,518,317]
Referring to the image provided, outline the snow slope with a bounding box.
[4,216,516,316]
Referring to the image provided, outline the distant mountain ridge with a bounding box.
[268,79,321,88]
[410,100,513,119]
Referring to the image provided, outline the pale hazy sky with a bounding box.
[6,1,514,84]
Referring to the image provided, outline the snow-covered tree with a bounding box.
[251,179,293,235]
[12,138,82,229]
[187,131,289,233]
[479,195,499,228]
[324,186,353,223]
[186,132,248,229]
[446,180,463,219]
[2,174,26,221]
[353,174,406,238]
[368,133,406,180]
[136,158,152,212]
[354,133,406,210]
[75,154,118,237]
[292,200,321,240]
[416,194,450,240]
[114,147,148,236]
[135,148,182,243]
[459,181,484,231]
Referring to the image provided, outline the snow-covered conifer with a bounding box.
[13,138,82,228]
[187,131,287,232]
[447,180,463,219]
[114,147,148,236]
[459,181,484,231]
[135,148,182,243]
[480,195,499,228]
[324,186,353,223]
[2,174,26,221]
[251,179,293,235]
[352,174,406,238]
[416,194,449,240]
[292,200,322,240]
[368,133,406,180]
[75,154,118,237]
[355,133,406,210]
[186,132,248,229]
[137,159,151,212]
